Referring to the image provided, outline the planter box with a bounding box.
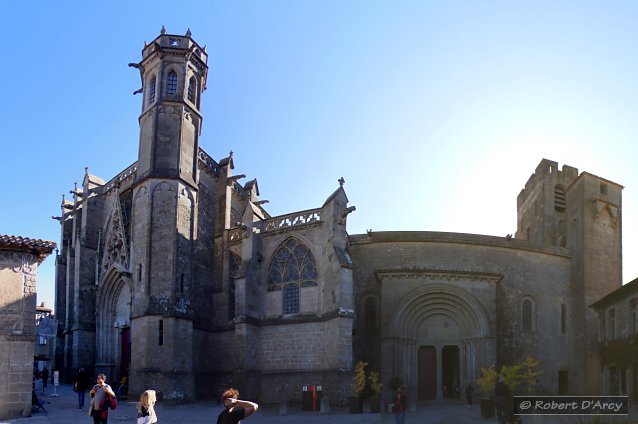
[369,396,381,413]
[480,398,495,419]
[349,397,363,414]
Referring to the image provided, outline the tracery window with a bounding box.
[167,70,177,95]
[522,298,535,331]
[149,76,156,104]
[267,237,318,314]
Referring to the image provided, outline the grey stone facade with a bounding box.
[591,277,638,402]
[54,29,623,405]
[0,235,55,419]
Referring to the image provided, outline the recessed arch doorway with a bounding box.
[389,283,495,402]
[96,266,132,382]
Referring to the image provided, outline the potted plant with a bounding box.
[476,365,497,419]
[368,371,383,413]
[349,361,367,413]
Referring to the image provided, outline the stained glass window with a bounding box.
[167,70,177,95]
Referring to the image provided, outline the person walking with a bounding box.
[40,367,49,394]
[465,383,474,409]
[74,368,88,409]
[217,388,259,424]
[137,390,157,424]
[393,386,407,424]
[89,373,116,424]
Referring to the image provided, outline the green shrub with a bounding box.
[368,371,382,396]
[352,361,368,397]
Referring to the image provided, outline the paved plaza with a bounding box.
[8,382,636,424]
[7,382,489,424]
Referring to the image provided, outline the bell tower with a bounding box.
[134,26,208,185]
[128,27,208,400]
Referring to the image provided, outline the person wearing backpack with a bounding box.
[89,374,116,424]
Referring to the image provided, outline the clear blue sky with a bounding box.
[2,1,637,312]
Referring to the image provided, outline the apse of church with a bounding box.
[54,29,622,404]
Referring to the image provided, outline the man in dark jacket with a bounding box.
[40,367,49,394]
[74,368,88,409]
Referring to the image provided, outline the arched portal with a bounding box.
[96,265,132,383]
[389,283,495,401]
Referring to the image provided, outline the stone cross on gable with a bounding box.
[338,177,345,186]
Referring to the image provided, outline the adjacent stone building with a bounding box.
[0,235,55,419]
[591,277,638,402]
[53,29,623,404]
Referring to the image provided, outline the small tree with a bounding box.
[476,365,498,398]
[519,355,543,394]
[368,371,382,397]
[352,361,368,398]
[476,355,543,397]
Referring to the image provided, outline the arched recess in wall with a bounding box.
[266,237,318,314]
[96,265,132,382]
[361,294,380,332]
[228,251,241,321]
[521,296,536,332]
[391,284,490,340]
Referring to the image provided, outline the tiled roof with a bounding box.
[0,234,56,263]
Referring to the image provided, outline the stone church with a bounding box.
[53,29,622,404]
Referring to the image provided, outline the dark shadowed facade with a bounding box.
[53,29,622,404]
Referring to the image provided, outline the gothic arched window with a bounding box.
[267,238,318,314]
[188,76,196,102]
[522,298,534,331]
[167,70,178,95]
[149,76,157,104]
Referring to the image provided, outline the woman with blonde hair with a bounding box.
[136,390,157,424]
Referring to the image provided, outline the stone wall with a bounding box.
[258,317,353,404]
[0,237,54,419]
[350,231,573,395]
